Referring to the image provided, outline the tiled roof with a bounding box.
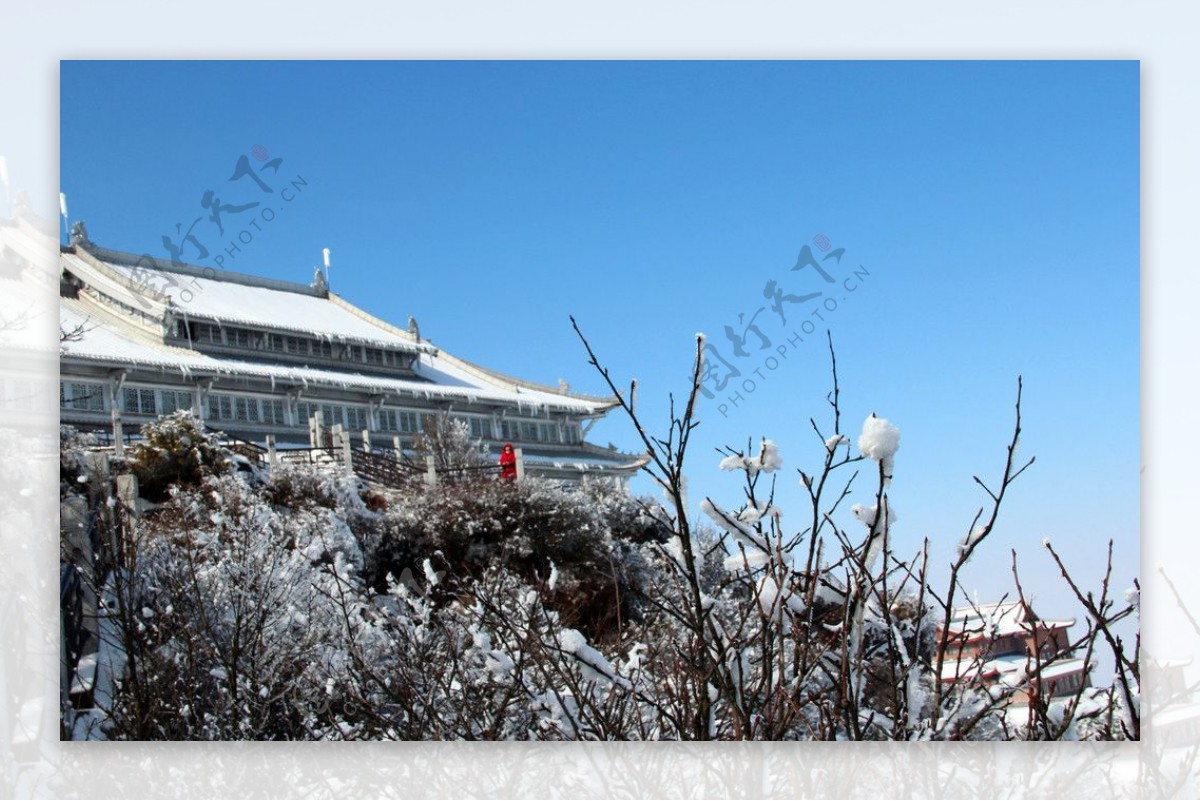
[61,296,608,415]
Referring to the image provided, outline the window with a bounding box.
[379,409,420,433]
[123,387,157,415]
[160,390,194,414]
[263,399,286,425]
[385,351,414,370]
[320,404,341,427]
[189,322,221,344]
[317,340,333,358]
[345,406,368,432]
[234,397,260,423]
[366,348,384,365]
[63,382,105,412]
[469,417,493,439]
[500,419,520,441]
[208,394,234,421]
[565,425,581,445]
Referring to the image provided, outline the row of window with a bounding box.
[500,419,580,444]
[185,322,413,369]
[1050,671,1085,693]
[301,404,576,443]
[60,382,583,444]
[61,382,106,411]
[207,394,287,425]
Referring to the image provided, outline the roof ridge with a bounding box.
[79,242,325,297]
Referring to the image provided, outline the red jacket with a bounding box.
[499,445,517,480]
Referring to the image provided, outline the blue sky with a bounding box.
[60,60,1139,610]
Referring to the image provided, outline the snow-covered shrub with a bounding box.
[126,411,230,501]
[262,461,342,510]
[374,478,657,638]
[411,413,489,478]
[104,472,359,739]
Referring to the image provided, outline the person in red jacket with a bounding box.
[499,442,517,480]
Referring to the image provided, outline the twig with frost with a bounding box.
[1044,539,1139,740]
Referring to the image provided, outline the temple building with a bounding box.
[938,600,1090,704]
[58,223,643,483]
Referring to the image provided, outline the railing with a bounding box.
[88,428,140,448]
[223,435,269,469]
[275,447,338,466]
[217,427,520,490]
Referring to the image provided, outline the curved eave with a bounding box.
[429,347,621,415]
[62,252,172,318]
[60,348,605,415]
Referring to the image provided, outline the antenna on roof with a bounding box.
[59,191,69,242]
[322,248,331,282]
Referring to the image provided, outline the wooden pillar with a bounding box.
[266,434,277,466]
[393,435,403,460]
[514,448,525,481]
[424,455,437,486]
[362,429,371,453]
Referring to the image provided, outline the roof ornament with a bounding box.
[70,219,90,246]
[311,264,328,295]
[309,247,332,295]
[557,378,570,393]
[407,315,421,343]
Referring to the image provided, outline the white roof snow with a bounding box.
[60,297,606,415]
[940,653,1089,686]
[945,601,1074,639]
[83,252,422,350]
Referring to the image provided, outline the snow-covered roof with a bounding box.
[940,653,1089,686]
[944,601,1074,640]
[61,241,618,415]
[69,246,428,352]
[61,295,604,416]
